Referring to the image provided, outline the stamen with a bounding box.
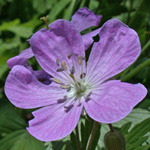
[87,92,92,98]
[52,78,62,84]
[70,66,75,74]
[57,96,67,103]
[78,55,85,65]
[56,59,60,66]
[80,73,86,79]
[85,92,92,102]
[60,84,71,90]
[57,68,64,72]
[61,61,67,71]
[68,53,74,59]
[78,56,82,65]
[40,16,49,30]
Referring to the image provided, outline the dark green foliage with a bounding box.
[0,0,150,150]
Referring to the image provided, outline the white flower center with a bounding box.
[52,54,93,101]
[68,79,87,99]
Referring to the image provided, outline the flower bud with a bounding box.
[104,130,126,150]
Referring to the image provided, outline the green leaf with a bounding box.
[0,38,20,53]
[80,118,93,150]
[0,16,40,38]
[126,118,150,144]
[114,108,150,128]
[135,145,150,150]
[49,0,72,22]
[45,136,73,150]
[0,130,25,150]
[0,102,27,134]
[32,0,57,14]
[0,19,20,30]
[128,0,150,45]
[0,64,8,80]
[10,131,45,150]
[0,130,45,150]
[127,136,149,150]
[63,0,76,20]
[120,122,132,135]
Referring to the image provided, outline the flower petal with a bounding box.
[84,80,147,123]
[7,47,34,69]
[27,102,83,141]
[82,28,101,50]
[71,7,102,32]
[5,65,67,109]
[32,70,52,85]
[31,19,84,79]
[86,19,141,84]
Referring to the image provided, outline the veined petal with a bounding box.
[86,19,141,85]
[27,102,83,141]
[5,65,67,109]
[71,7,102,32]
[7,47,34,69]
[31,19,85,80]
[82,28,101,50]
[84,80,147,123]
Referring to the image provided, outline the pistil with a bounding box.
[40,16,49,30]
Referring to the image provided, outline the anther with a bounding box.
[68,53,74,59]
[80,73,86,79]
[61,61,67,71]
[40,16,49,30]
[56,68,64,72]
[70,66,75,74]
[78,56,85,65]
[57,96,67,103]
[56,59,60,66]
[52,78,62,84]
[86,92,92,100]
[85,92,92,102]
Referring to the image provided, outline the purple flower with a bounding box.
[6,8,101,85]
[5,15,147,142]
[7,7,101,69]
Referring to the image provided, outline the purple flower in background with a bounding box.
[6,8,101,85]
[5,9,147,142]
[7,8,102,69]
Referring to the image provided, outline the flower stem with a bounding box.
[86,121,99,150]
[75,125,81,150]
[108,124,114,132]
[40,16,49,30]
[121,58,150,81]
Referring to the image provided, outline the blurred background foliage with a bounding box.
[0,0,150,149]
